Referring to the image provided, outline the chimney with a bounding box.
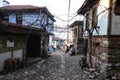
[1,0,9,7]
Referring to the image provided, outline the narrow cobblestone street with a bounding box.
[0,50,102,80]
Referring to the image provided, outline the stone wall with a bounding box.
[92,36,108,78]
[0,34,25,53]
[92,36,120,79]
[40,33,49,59]
[77,38,84,54]
[107,36,120,78]
[0,34,25,71]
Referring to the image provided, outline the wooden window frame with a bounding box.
[4,14,9,21]
[16,14,22,24]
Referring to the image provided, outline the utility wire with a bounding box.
[54,15,67,22]
[54,14,77,22]
[54,13,76,16]
[83,0,116,35]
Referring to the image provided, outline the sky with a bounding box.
[1,0,85,39]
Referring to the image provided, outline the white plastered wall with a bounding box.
[0,49,23,71]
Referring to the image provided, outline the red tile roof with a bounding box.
[0,5,55,21]
[0,5,41,10]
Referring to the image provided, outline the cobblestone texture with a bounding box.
[0,50,106,80]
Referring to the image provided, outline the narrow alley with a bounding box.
[0,50,103,80]
[1,0,120,80]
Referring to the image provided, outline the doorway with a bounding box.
[26,35,41,58]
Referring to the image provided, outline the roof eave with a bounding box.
[43,7,56,22]
[69,21,83,28]
[77,0,99,15]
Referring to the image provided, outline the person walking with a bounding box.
[70,45,75,55]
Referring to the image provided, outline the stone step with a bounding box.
[27,58,42,65]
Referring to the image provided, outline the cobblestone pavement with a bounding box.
[0,50,104,80]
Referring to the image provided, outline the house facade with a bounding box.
[0,2,55,71]
[78,0,120,79]
[69,21,84,54]
[52,36,64,50]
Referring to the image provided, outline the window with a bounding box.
[114,0,120,15]
[4,14,9,21]
[16,14,22,24]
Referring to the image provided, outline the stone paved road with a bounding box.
[0,50,103,80]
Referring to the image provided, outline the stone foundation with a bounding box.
[0,34,25,71]
[0,34,25,53]
[92,35,120,79]
[77,38,84,54]
[107,36,120,79]
[92,36,108,78]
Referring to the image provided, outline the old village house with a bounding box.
[0,0,55,72]
[77,0,120,79]
[69,21,84,54]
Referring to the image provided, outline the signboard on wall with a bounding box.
[7,40,14,48]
